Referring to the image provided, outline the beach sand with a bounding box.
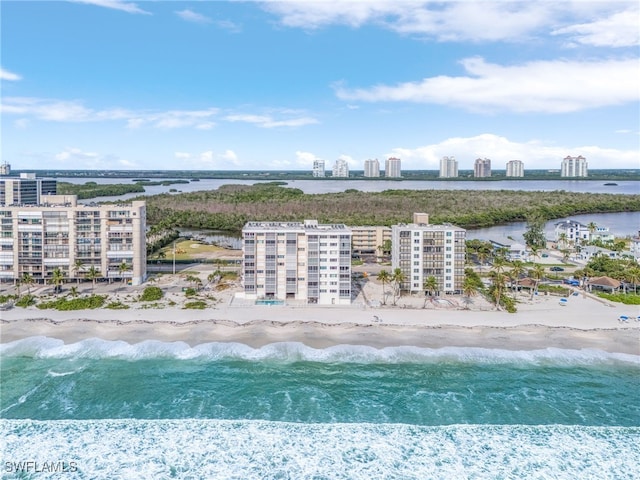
[2,283,639,354]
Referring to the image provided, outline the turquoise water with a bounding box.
[1,338,639,478]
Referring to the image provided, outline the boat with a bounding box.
[603,182,618,186]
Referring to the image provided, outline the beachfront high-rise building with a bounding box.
[385,157,402,178]
[0,162,10,176]
[241,220,352,305]
[332,159,349,178]
[363,159,380,178]
[506,160,524,177]
[391,213,466,294]
[312,159,325,178]
[561,155,588,177]
[0,195,147,285]
[473,158,492,178]
[0,173,57,206]
[439,156,458,178]
[351,225,392,262]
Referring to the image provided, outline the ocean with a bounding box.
[1,338,639,479]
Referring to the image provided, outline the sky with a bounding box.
[1,0,639,172]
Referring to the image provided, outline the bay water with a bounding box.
[1,337,639,478]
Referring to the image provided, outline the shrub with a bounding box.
[183,300,207,309]
[184,287,197,298]
[105,301,130,310]
[140,286,163,302]
[597,292,640,305]
[37,295,106,310]
[15,294,37,308]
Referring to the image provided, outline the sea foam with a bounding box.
[1,419,638,480]
[1,336,638,366]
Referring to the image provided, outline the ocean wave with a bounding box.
[1,419,638,479]
[1,336,638,366]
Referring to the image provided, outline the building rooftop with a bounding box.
[243,221,350,232]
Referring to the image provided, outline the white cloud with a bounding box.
[174,152,192,160]
[225,113,318,128]
[14,119,29,129]
[552,7,640,47]
[215,19,242,33]
[295,151,318,164]
[221,150,238,162]
[69,0,151,15]
[335,57,640,113]
[0,68,22,81]
[262,1,637,47]
[386,133,640,170]
[199,151,214,162]
[337,154,358,168]
[175,9,212,24]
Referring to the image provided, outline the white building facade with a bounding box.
[312,159,325,177]
[561,156,588,177]
[554,220,590,244]
[505,160,524,177]
[0,195,147,285]
[363,159,380,178]
[391,213,466,294]
[473,158,491,178]
[242,220,352,305]
[332,159,349,178]
[385,157,402,178]
[439,156,458,178]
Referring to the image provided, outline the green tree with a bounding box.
[118,261,131,289]
[523,215,546,249]
[376,269,391,305]
[21,272,34,296]
[391,268,406,306]
[51,267,65,295]
[462,275,479,310]
[529,264,545,299]
[72,260,85,286]
[85,266,101,293]
[423,275,438,308]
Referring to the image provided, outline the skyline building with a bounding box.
[0,173,57,206]
[241,220,352,305]
[332,159,349,178]
[505,160,524,177]
[0,195,147,285]
[439,156,458,178]
[561,155,588,177]
[473,158,492,178]
[0,162,10,176]
[391,213,466,295]
[312,159,325,177]
[363,159,380,178]
[385,157,402,178]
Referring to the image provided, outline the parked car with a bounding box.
[563,279,579,286]
[550,266,564,271]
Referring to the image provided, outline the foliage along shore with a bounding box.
[143,183,640,232]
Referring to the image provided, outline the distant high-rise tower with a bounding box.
[506,160,524,177]
[312,159,325,178]
[473,158,491,178]
[332,159,349,178]
[364,159,380,178]
[561,156,588,177]
[439,156,458,178]
[385,157,402,178]
[0,161,10,176]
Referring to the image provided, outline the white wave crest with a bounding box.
[1,420,638,480]
[1,337,638,366]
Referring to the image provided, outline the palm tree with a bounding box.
[462,276,479,310]
[118,261,131,289]
[391,268,406,306]
[557,232,568,250]
[69,286,79,298]
[529,264,545,299]
[72,259,85,286]
[423,275,438,308]
[21,272,34,296]
[376,269,391,305]
[508,260,525,294]
[488,270,507,310]
[624,266,640,294]
[85,266,101,294]
[51,267,65,295]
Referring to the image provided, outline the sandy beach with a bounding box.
[2,277,639,354]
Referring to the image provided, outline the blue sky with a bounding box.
[1,0,639,171]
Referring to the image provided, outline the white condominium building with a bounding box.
[392,213,466,294]
[385,157,402,178]
[364,159,380,178]
[561,155,588,177]
[0,195,147,285]
[473,158,491,178]
[0,174,58,206]
[332,159,350,178]
[506,160,524,177]
[242,220,352,305]
[0,162,10,176]
[439,156,458,178]
[312,159,325,177]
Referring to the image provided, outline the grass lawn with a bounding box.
[151,240,228,261]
